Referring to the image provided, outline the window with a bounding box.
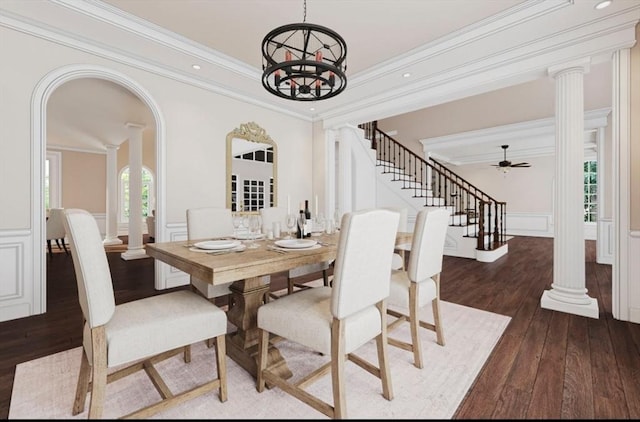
[584,160,597,223]
[119,166,154,222]
[242,179,264,212]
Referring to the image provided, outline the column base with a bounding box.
[103,237,123,246]
[120,248,149,261]
[540,290,599,319]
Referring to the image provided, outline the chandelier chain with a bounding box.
[303,0,307,23]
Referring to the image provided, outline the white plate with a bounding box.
[193,240,241,250]
[189,244,246,253]
[274,239,317,249]
[234,232,265,240]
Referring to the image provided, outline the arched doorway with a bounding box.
[32,65,165,314]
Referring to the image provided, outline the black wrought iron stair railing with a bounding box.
[359,121,507,251]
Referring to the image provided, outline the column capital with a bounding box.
[105,144,119,151]
[125,122,146,130]
[548,57,591,79]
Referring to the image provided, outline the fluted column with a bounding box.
[121,122,148,260]
[103,144,122,246]
[541,58,598,318]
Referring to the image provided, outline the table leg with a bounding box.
[225,276,292,380]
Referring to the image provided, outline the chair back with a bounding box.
[331,208,400,319]
[259,207,286,234]
[63,209,116,328]
[408,208,450,283]
[46,208,66,240]
[187,207,234,240]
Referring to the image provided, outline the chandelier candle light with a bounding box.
[261,0,347,101]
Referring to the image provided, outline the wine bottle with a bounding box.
[304,200,311,237]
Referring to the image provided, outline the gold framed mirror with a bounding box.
[226,122,277,213]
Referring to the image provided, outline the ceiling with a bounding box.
[2,0,638,160]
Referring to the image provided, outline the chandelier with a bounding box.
[261,0,347,101]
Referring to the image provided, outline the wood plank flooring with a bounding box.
[0,235,638,419]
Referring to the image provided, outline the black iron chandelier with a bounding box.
[261,0,347,101]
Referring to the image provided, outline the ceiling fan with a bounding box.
[492,145,531,173]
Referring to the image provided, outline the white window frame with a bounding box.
[45,150,62,210]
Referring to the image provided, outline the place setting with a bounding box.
[188,239,246,255]
[267,238,321,254]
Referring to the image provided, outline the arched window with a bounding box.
[119,166,154,223]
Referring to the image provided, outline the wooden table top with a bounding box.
[145,232,413,286]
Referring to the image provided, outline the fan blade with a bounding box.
[511,162,531,167]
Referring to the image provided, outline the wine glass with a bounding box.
[297,213,306,239]
[232,213,243,238]
[285,213,297,239]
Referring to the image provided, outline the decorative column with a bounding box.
[541,58,598,318]
[103,144,122,246]
[121,122,148,260]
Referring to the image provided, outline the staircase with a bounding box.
[360,121,508,262]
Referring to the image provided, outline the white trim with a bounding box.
[611,48,630,321]
[27,64,168,319]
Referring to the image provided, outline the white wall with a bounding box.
[0,25,314,321]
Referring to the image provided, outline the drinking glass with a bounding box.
[285,214,297,239]
[247,215,260,249]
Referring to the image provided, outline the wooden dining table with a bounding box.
[145,231,413,380]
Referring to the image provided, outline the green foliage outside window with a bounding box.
[122,167,153,220]
[583,160,597,223]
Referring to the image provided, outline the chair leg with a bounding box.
[55,238,62,250]
[183,345,191,363]
[287,276,294,295]
[47,239,52,256]
[331,318,347,419]
[256,329,270,393]
[214,334,228,402]
[432,274,445,346]
[376,301,393,400]
[408,282,423,369]
[72,348,91,415]
[322,269,329,287]
[88,327,108,419]
[61,240,69,254]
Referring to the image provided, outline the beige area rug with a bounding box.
[9,301,510,419]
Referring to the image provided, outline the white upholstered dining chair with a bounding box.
[63,208,228,419]
[46,207,69,255]
[256,208,400,419]
[186,207,235,304]
[260,206,330,295]
[386,207,450,369]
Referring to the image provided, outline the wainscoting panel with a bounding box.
[628,232,640,324]
[597,219,614,265]
[0,231,35,322]
[154,222,190,290]
[505,213,553,237]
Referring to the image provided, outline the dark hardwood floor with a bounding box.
[1,236,638,419]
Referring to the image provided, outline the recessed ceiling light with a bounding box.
[595,0,612,10]
[192,64,201,70]
[402,72,411,78]
[309,107,315,111]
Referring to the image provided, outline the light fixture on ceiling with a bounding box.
[261,0,347,101]
[192,64,201,70]
[595,0,612,10]
[492,145,531,173]
[402,72,412,78]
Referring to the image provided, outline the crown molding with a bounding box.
[421,108,611,165]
